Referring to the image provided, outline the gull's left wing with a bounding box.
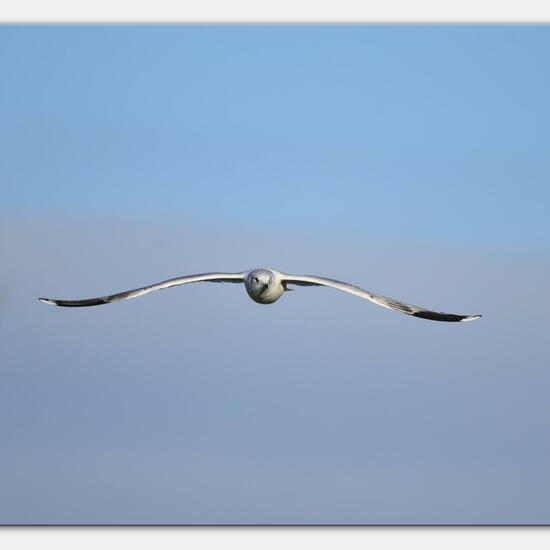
[281,273,481,323]
[39,272,246,307]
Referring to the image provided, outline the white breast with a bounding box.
[244,269,285,304]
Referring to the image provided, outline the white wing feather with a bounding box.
[281,273,481,323]
[39,272,245,307]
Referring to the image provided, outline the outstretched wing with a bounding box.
[39,272,246,307]
[281,273,481,323]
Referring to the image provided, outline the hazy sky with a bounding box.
[1,25,549,524]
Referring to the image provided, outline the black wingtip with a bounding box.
[38,296,111,307]
[412,311,482,323]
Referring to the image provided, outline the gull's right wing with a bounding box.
[39,272,246,307]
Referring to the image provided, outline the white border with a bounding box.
[1,527,550,550]
[0,0,550,22]
[1,2,548,548]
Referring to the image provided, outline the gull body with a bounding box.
[39,266,481,323]
[244,268,285,304]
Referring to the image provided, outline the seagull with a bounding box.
[39,267,481,322]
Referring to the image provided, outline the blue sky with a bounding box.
[1,26,550,524]
[2,25,549,250]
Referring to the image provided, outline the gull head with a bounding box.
[244,268,284,304]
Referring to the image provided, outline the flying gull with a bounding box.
[39,267,481,322]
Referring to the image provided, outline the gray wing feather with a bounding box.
[39,272,245,307]
[281,273,481,323]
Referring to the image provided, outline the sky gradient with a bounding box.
[1,25,549,524]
